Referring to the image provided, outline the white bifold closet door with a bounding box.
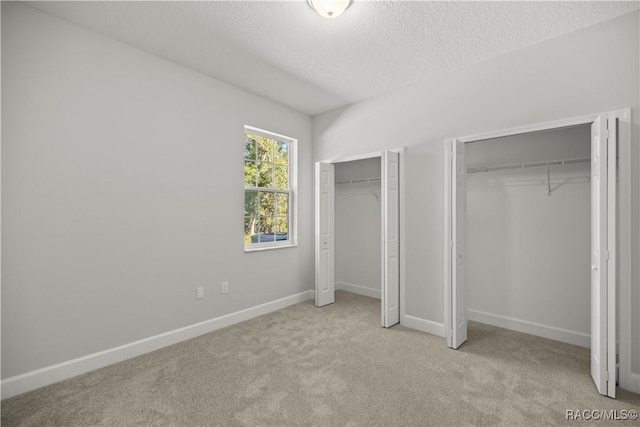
[444,139,467,349]
[590,114,616,398]
[315,162,335,307]
[382,151,400,328]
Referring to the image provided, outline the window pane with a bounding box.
[244,190,258,217]
[257,136,273,163]
[274,165,288,189]
[258,162,274,188]
[259,191,275,217]
[259,217,274,232]
[275,217,288,234]
[244,135,256,161]
[244,217,256,244]
[275,193,289,217]
[274,141,288,165]
[244,160,257,187]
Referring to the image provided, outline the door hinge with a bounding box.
[450,240,453,248]
[606,251,610,261]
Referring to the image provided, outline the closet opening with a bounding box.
[335,157,383,306]
[444,110,630,398]
[467,124,592,340]
[315,150,403,328]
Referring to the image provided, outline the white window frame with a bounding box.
[244,125,297,252]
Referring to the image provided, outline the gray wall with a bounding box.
[466,126,591,342]
[335,158,381,296]
[313,12,639,376]
[1,3,313,379]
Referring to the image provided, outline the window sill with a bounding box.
[244,243,298,253]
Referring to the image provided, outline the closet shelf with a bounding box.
[336,177,381,184]
[467,157,590,174]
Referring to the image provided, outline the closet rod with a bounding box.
[467,157,590,174]
[335,177,381,184]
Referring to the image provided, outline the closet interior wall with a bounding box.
[465,125,592,347]
[334,158,382,299]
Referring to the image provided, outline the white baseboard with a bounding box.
[1,290,314,400]
[467,308,590,348]
[402,315,446,337]
[336,282,381,299]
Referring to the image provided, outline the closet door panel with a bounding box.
[445,139,467,349]
[315,162,335,307]
[382,151,400,327]
[590,114,616,398]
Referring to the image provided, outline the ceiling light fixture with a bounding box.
[307,0,353,19]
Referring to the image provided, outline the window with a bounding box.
[244,126,296,250]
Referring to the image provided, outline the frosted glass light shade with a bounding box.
[308,0,352,19]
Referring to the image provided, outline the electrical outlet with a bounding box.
[221,281,229,295]
[196,286,204,299]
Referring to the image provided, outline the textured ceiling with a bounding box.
[24,1,640,115]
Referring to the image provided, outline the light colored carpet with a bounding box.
[2,291,639,426]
